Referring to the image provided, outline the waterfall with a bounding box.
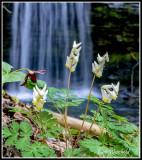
[9,2,95,99]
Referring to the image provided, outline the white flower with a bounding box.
[32,84,48,110]
[101,82,119,103]
[101,84,112,90]
[92,67,104,78]
[104,52,109,62]
[97,53,109,64]
[65,41,82,72]
[106,89,117,100]
[112,82,120,95]
[92,61,104,78]
[97,54,106,64]
[101,89,112,103]
[65,56,73,70]
[70,47,81,63]
[92,53,109,78]
[35,84,48,99]
[74,47,82,55]
[73,41,81,49]
[94,61,104,70]
[72,63,78,72]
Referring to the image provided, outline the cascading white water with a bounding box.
[9,2,98,99]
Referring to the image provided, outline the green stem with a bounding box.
[85,100,103,139]
[39,109,46,144]
[10,68,29,74]
[64,61,73,149]
[73,74,96,149]
[53,102,73,148]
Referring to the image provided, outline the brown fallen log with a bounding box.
[52,112,106,136]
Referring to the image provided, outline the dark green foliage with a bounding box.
[3,121,32,148]
[64,148,83,157]
[21,141,55,157]
[2,61,139,157]
[31,110,64,139]
[79,95,139,157]
[2,119,56,157]
[3,121,20,146]
[8,106,30,115]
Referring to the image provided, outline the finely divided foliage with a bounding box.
[2,40,139,158]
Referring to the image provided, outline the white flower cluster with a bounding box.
[32,84,48,110]
[92,52,109,78]
[65,41,82,72]
[101,82,120,103]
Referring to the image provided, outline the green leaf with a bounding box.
[121,123,138,133]
[8,106,29,115]
[89,95,102,105]
[22,151,34,157]
[70,129,79,136]
[5,135,18,146]
[57,88,73,95]
[15,137,31,149]
[24,79,46,90]
[3,71,26,83]
[3,121,20,146]
[20,121,33,137]
[10,121,20,134]
[64,148,83,157]
[111,114,128,122]
[45,118,58,128]
[91,110,103,122]
[3,127,12,138]
[47,126,64,136]
[42,131,55,138]
[3,90,5,96]
[71,98,85,104]
[102,104,113,110]
[79,139,104,156]
[41,111,53,122]
[2,61,13,75]
[66,95,79,98]
[21,141,55,157]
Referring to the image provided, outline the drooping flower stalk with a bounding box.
[64,65,72,149]
[10,68,29,74]
[53,102,73,148]
[39,109,46,144]
[73,74,95,149]
[85,101,103,138]
[65,62,72,121]
[85,82,120,139]
[73,52,109,149]
[64,41,82,149]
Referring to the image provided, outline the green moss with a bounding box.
[110,53,132,64]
